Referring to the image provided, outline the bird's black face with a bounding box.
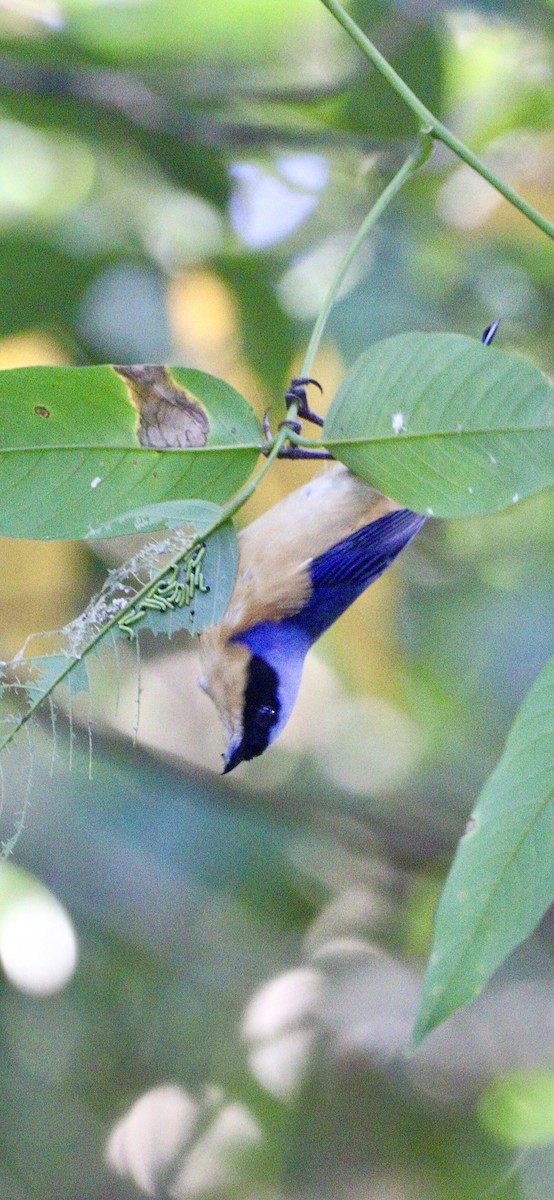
[223,654,281,773]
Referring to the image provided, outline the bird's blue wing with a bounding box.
[292,508,425,641]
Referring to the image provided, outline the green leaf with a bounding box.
[413,655,554,1046]
[0,507,239,769]
[87,498,225,540]
[115,508,239,639]
[86,499,239,634]
[28,654,91,697]
[0,365,261,539]
[323,333,554,518]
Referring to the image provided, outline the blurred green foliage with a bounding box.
[0,0,553,1197]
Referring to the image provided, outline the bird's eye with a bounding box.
[240,655,281,761]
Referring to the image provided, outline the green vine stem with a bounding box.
[319,0,554,243]
[301,135,432,377]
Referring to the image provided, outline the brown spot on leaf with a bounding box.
[34,405,50,418]
[114,365,209,449]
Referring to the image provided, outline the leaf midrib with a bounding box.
[0,441,263,454]
[324,423,554,445]
[1,420,553,456]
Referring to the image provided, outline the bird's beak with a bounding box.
[222,738,246,774]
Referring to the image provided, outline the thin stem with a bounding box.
[301,138,431,377]
[319,0,554,242]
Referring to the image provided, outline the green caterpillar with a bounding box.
[118,543,210,638]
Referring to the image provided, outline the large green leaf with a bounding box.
[0,365,261,539]
[103,501,239,638]
[323,333,554,518]
[413,654,554,1045]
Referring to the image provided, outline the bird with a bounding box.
[198,322,501,772]
[198,463,425,773]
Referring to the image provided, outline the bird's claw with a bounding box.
[285,377,324,427]
[262,376,331,459]
[278,417,303,435]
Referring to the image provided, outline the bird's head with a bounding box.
[198,620,310,773]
